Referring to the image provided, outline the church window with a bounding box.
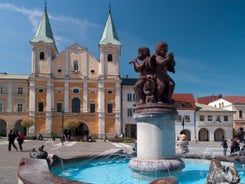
[72,98,80,113]
[73,88,79,94]
[0,103,3,112]
[90,103,96,113]
[0,87,3,94]
[40,52,45,60]
[73,60,79,72]
[38,88,44,93]
[38,102,44,112]
[57,103,62,112]
[107,103,113,113]
[107,90,113,94]
[90,69,95,74]
[107,54,113,62]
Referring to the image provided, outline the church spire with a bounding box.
[30,1,57,51]
[99,5,121,45]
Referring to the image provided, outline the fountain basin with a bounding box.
[18,149,245,184]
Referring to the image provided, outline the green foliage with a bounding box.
[21,119,35,128]
[20,119,35,136]
[24,136,37,140]
[64,119,80,136]
[108,137,136,143]
[64,119,80,130]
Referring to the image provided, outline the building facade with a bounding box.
[1,6,122,139]
[196,103,234,141]
[0,73,29,136]
[208,96,245,140]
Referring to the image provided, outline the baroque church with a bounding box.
[0,5,122,139]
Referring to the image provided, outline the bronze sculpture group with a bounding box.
[130,41,176,105]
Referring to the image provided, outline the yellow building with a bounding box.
[0,6,122,139]
[0,73,29,136]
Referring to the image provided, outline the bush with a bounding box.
[24,136,37,140]
[108,137,136,143]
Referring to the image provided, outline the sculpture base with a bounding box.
[134,103,177,115]
[128,158,185,172]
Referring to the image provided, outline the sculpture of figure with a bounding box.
[151,41,175,104]
[206,158,240,184]
[129,47,156,104]
[30,145,48,159]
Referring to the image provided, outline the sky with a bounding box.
[0,0,244,98]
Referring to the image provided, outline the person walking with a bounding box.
[17,131,24,151]
[8,129,18,151]
[222,139,228,156]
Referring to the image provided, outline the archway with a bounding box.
[180,129,191,141]
[74,122,89,141]
[214,128,224,141]
[0,119,7,136]
[199,128,209,141]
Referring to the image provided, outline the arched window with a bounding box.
[72,98,80,113]
[39,52,45,60]
[107,54,113,62]
[73,60,79,72]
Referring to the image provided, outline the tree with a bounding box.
[64,119,80,136]
[21,119,35,136]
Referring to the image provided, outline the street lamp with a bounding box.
[182,115,185,130]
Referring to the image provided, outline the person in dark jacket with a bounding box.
[8,129,18,151]
[222,139,228,156]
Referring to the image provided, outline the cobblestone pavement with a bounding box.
[0,137,225,184]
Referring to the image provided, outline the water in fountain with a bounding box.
[50,156,245,184]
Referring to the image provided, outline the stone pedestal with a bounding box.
[128,103,185,173]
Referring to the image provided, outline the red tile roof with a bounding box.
[195,95,222,105]
[172,93,196,110]
[224,96,245,104]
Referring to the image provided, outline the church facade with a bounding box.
[0,6,122,139]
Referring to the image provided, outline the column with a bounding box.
[7,83,12,112]
[115,81,121,134]
[83,81,88,113]
[46,80,53,133]
[98,81,105,138]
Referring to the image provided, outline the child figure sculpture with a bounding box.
[151,41,175,104]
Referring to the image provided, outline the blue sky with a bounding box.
[0,0,244,98]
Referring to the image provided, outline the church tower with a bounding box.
[98,8,121,79]
[29,4,57,135]
[30,5,58,77]
[98,8,122,137]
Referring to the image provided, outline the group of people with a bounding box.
[222,138,244,156]
[8,129,24,151]
[130,41,176,105]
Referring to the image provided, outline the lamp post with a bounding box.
[182,115,185,130]
[61,110,64,145]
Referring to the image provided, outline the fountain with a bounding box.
[18,42,243,183]
[128,42,184,176]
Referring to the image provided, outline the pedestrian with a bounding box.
[222,139,228,156]
[17,131,24,151]
[8,129,18,151]
[230,138,240,154]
